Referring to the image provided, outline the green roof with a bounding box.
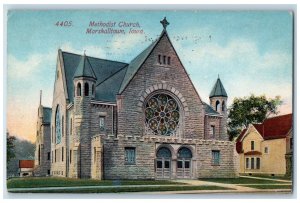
[203,102,220,116]
[42,107,52,123]
[73,55,97,79]
[61,51,128,102]
[209,78,228,98]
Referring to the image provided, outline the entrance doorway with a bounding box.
[156,147,171,179]
[176,147,192,179]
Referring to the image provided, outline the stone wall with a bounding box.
[117,33,205,140]
[103,134,237,179]
[91,135,103,179]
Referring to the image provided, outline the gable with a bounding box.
[119,30,203,104]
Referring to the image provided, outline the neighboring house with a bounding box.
[19,160,34,177]
[236,114,293,176]
[34,18,237,180]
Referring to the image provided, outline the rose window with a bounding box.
[145,94,180,136]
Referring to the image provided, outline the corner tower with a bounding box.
[73,53,97,178]
[209,76,228,140]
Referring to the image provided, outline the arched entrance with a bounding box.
[156,147,172,179]
[177,147,192,179]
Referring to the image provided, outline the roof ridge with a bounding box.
[61,51,128,65]
[96,64,128,87]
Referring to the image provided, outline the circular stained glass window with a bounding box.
[145,93,180,136]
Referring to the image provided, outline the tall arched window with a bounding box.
[92,84,95,95]
[84,82,89,96]
[77,83,81,96]
[216,100,220,112]
[55,106,61,144]
[222,101,225,112]
[62,116,64,137]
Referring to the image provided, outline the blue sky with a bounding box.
[7,10,293,141]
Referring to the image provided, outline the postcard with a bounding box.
[5,9,293,195]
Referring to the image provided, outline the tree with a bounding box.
[7,132,16,163]
[228,94,282,140]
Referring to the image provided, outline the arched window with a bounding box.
[156,147,172,158]
[216,100,220,112]
[178,147,192,159]
[77,83,81,96]
[222,101,225,112]
[55,106,61,144]
[84,82,89,96]
[145,93,180,136]
[92,84,95,95]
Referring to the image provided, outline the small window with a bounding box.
[48,170,50,175]
[51,151,53,163]
[99,117,105,131]
[94,147,96,163]
[55,150,57,162]
[264,147,269,154]
[216,100,220,111]
[163,55,166,64]
[70,118,73,136]
[62,147,64,162]
[157,160,162,168]
[211,125,215,138]
[212,150,220,165]
[290,138,293,150]
[77,83,81,96]
[177,161,183,168]
[256,158,260,169]
[185,161,190,168]
[222,101,225,111]
[251,141,255,151]
[167,57,171,65]
[47,152,50,160]
[84,82,89,96]
[164,161,170,168]
[251,157,255,169]
[125,147,136,165]
[70,150,72,163]
[158,55,161,64]
[92,84,95,95]
[246,158,249,169]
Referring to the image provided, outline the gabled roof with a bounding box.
[209,78,227,98]
[19,160,34,168]
[203,102,220,116]
[253,114,292,140]
[73,55,97,79]
[61,51,128,103]
[118,32,162,93]
[236,114,293,153]
[42,107,51,123]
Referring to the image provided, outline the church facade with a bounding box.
[34,19,237,179]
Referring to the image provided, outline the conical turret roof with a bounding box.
[73,54,97,79]
[209,77,227,98]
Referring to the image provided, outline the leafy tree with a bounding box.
[7,132,16,163]
[228,94,282,140]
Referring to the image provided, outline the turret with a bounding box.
[209,76,228,117]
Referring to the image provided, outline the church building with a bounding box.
[34,18,237,179]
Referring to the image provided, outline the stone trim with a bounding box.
[137,83,189,116]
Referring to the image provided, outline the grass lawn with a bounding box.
[250,175,292,181]
[7,177,183,189]
[242,184,292,190]
[199,177,285,184]
[9,185,232,193]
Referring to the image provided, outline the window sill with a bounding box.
[124,163,136,166]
